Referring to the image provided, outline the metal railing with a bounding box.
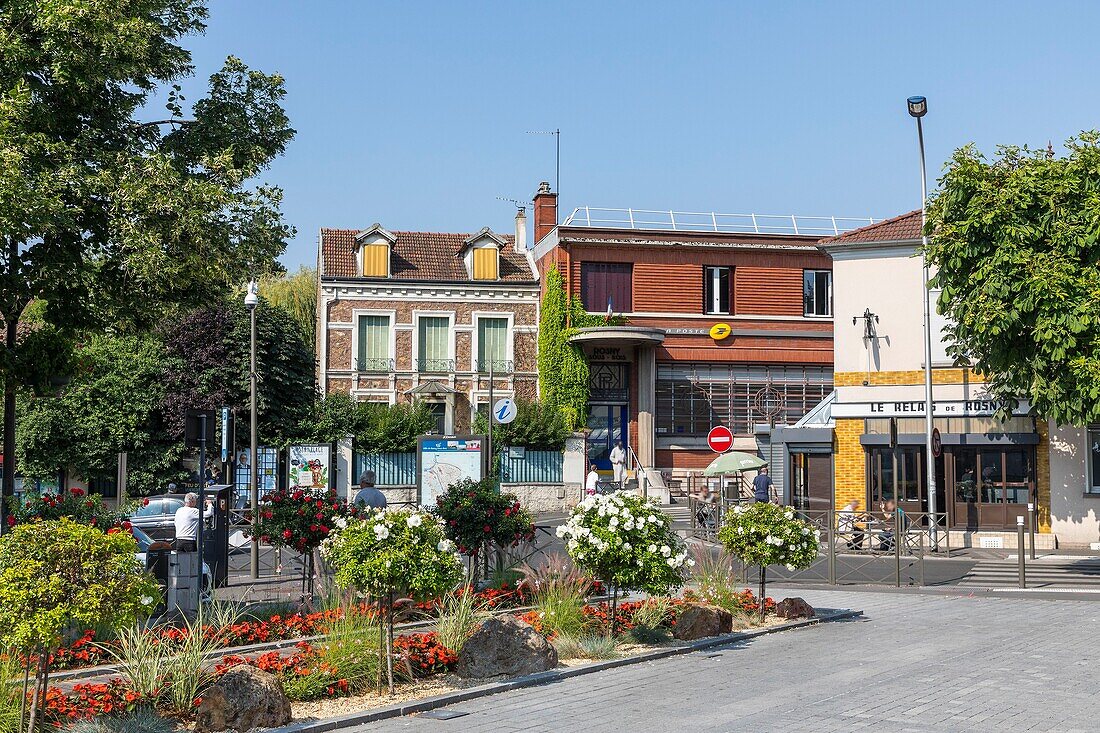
[475,359,514,373]
[500,450,563,484]
[355,357,395,373]
[416,358,456,373]
[562,207,880,237]
[354,452,417,486]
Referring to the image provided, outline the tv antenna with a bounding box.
[495,196,527,212]
[526,128,560,219]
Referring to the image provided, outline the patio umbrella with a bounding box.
[702,451,768,476]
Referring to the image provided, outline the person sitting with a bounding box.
[837,500,865,550]
[353,470,387,511]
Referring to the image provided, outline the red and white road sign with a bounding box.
[707,425,734,453]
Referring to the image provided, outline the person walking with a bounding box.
[585,464,600,496]
[174,491,214,552]
[353,470,387,511]
[752,466,774,503]
[609,441,627,487]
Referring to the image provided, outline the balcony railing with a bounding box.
[417,358,456,373]
[475,359,514,374]
[356,357,395,373]
[562,206,880,237]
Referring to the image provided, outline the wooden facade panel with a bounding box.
[734,267,803,316]
[634,263,700,312]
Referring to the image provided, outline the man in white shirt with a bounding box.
[585,464,600,496]
[609,441,627,486]
[174,491,214,552]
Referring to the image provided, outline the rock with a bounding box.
[194,664,292,733]
[774,597,815,619]
[672,603,734,641]
[456,614,558,678]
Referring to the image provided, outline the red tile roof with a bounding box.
[820,210,923,244]
[319,228,536,283]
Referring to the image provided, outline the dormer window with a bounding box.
[353,223,396,278]
[461,227,506,281]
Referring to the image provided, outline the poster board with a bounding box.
[417,435,487,509]
[287,444,332,490]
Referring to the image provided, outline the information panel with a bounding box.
[417,436,487,509]
[287,444,332,490]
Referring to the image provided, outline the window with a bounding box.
[1089,426,1100,494]
[361,243,389,277]
[655,363,833,436]
[704,266,731,315]
[356,315,391,371]
[473,247,499,280]
[581,262,632,313]
[803,270,832,317]
[417,316,451,372]
[477,317,509,372]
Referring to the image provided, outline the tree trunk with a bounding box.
[26,647,46,733]
[1,307,17,536]
[377,597,384,696]
[18,656,29,733]
[386,590,395,695]
[758,565,767,621]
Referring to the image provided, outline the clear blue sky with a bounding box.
[178,1,1100,269]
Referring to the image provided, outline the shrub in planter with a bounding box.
[5,487,123,530]
[435,477,534,582]
[717,502,819,616]
[557,493,691,635]
[322,509,463,694]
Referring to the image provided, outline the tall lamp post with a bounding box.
[245,280,260,579]
[908,95,938,546]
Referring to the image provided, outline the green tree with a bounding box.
[17,334,178,494]
[258,266,317,352]
[472,399,571,451]
[926,133,1100,425]
[0,1,294,517]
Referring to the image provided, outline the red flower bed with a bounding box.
[42,680,145,725]
[393,632,456,677]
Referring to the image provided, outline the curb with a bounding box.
[267,607,863,733]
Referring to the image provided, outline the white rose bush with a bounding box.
[717,502,820,617]
[322,508,463,694]
[557,493,691,635]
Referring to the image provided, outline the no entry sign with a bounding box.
[707,425,734,453]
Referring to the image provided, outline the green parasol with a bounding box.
[702,451,768,476]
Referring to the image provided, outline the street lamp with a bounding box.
[245,280,259,579]
[907,95,938,547]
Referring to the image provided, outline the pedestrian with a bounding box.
[752,466,773,503]
[609,440,627,486]
[353,470,387,511]
[585,464,600,496]
[174,491,214,552]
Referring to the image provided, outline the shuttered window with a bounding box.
[361,244,389,277]
[417,317,451,372]
[473,247,499,280]
[477,317,509,371]
[581,262,632,313]
[356,315,390,371]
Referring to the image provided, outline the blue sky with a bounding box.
[177,1,1100,268]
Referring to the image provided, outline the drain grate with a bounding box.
[418,709,471,720]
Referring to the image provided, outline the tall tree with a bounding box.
[926,133,1100,425]
[259,266,317,352]
[0,1,295,516]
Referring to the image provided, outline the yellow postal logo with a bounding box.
[709,323,732,340]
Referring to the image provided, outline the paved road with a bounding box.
[347,589,1100,732]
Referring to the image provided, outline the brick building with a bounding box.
[529,181,876,492]
[316,211,540,433]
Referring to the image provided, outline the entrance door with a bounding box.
[586,404,628,471]
[867,447,925,515]
[949,447,1035,529]
[790,453,832,512]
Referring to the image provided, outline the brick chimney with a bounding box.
[532,181,557,243]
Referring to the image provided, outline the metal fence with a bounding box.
[354,452,417,486]
[500,450,563,484]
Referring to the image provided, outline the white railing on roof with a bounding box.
[561,207,879,237]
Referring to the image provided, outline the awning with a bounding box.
[405,380,458,396]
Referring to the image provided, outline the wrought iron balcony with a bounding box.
[475,359,514,374]
[355,357,395,373]
[417,358,456,373]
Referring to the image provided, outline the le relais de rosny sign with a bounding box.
[831,398,1032,419]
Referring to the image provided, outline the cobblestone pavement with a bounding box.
[346,589,1100,732]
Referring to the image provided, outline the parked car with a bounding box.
[127,494,187,541]
[130,524,212,600]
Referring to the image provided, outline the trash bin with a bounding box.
[145,544,172,617]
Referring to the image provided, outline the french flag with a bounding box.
[605,295,613,322]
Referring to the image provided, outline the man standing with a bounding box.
[752,466,774,504]
[585,464,600,496]
[609,440,627,487]
[174,492,214,551]
[353,470,387,511]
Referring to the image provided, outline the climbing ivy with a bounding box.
[537,265,624,430]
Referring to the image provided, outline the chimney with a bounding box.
[532,181,557,243]
[514,207,527,252]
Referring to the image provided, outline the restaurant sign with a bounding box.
[831,399,1031,419]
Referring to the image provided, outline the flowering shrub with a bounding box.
[42,680,145,726]
[251,486,360,554]
[717,502,820,613]
[5,488,123,529]
[681,587,775,616]
[393,632,457,677]
[434,478,535,576]
[557,493,691,600]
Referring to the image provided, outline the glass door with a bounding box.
[949,447,1034,529]
[586,405,628,471]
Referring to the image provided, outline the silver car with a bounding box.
[128,494,186,541]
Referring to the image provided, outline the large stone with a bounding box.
[672,603,734,641]
[456,614,558,679]
[774,597,815,620]
[194,664,292,733]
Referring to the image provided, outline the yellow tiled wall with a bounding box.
[834,418,866,510]
[834,369,983,387]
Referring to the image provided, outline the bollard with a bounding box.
[1017,516,1026,589]
[1027,502,1036,560]
[894,509,902,588]
[827,510,836,586]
